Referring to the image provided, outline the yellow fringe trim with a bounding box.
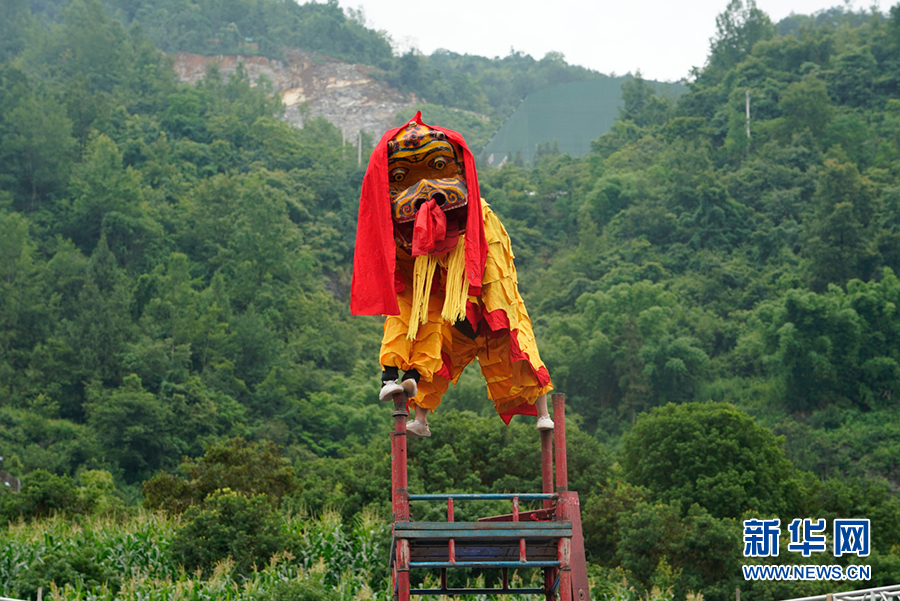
[407,253,438,340]
[407,236,469,340]
[439,234,468,324]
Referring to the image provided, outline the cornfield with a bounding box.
[0,509,392,601]
[1,510,669,601]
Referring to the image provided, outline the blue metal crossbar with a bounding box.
[408,493,556,501]
[411,588,546,595]
[395,521,572,538]
[411,561,560,569]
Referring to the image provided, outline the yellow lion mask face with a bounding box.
[386,123,468,247]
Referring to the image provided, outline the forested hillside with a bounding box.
[2,0,900,599]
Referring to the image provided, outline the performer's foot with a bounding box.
[400,378,417,399]
[407,419,431,437]
[379,380,404,401]
[536,415,555,431]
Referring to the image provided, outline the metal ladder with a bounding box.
[389,392,591,600]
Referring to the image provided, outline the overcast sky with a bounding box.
[336,0,879,82]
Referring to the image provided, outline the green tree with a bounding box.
[3,469,78,520]
[615,501,741,601]
[543,281,710,422]
[621,402,798,518]
[778,76,832,141]
[708,0,774,73]
[65,133,158,267]
[66,237,133,397]
[86,374,173,482]
[0,0,34,63]
[262,581,338,601]
[0,67,76,211]
[0,211,53,405]
[803,157,875,290]
[619,72,672,129]
[172,488,285,578]
[143,436,298,514]
[55,0,130,92]
[13,545,120,600]
[827,46,877,109]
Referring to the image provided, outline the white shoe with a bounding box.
[536,415,555,431]
[400,378,418,398]
[379,380,403,401]
[406,420,431,437]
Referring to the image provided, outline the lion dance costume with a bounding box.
[351,112,552,435]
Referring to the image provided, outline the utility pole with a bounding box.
[358,131,362,167]
[746,89,751,140]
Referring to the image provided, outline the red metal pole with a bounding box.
[448,498,455,564]
[396,540,410,601]
[558,535,572,601]
[553,393,572,601]
[553,393,568,493]
[391,393,410,521]
[541,428,553,510]
[542,397,557,600]
[391,393,410,601]
[514,495,527,562]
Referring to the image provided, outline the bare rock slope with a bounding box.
[172,50,415,139]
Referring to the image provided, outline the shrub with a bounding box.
[143,437,298,514]
[171,488,285,578]
[2,469,79,521]
[13,546,120,600]
[261,580,338,601]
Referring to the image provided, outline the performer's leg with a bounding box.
[379,366,403,401]
[407,329,480,437]
[477,333,553,426]
[535,393,554,430]
[408,404,430,434]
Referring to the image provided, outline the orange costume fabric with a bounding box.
[350,113,552,421]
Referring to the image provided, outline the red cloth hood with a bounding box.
[351,111,488,316]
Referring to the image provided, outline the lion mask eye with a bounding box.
[428,157,449,170]
[390,167,409,182]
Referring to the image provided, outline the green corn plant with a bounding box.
[3,510,394,601]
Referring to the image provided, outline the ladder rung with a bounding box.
[411,588,545,595]
[409,560,560,569]
[409,493,555,501]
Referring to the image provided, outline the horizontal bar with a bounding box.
[410,561,560,569]
[397,529,571,536]
[409,493,556,501]
[396,521,570,530]
[411,588,545,595]
[479,508,557,522]
[396,530,572,539]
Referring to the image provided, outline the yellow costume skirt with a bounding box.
[380,201,552,417]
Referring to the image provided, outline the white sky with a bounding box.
[336,0,879,82]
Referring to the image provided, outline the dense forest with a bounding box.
[2,0,900,599]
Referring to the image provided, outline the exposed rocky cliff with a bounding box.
[171,50,415,139]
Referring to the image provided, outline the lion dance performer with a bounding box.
[350,112,553,437]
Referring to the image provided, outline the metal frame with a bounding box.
[390,392,590,601]
[781,585,900,601]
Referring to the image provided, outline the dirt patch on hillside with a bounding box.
[171,50,416,139]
